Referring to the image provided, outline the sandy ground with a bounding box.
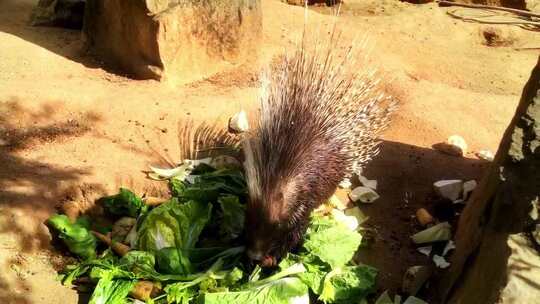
[0,0,538,303]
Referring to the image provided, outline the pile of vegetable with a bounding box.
[47,161,377,304]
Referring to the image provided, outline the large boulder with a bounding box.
[82,0,262,83]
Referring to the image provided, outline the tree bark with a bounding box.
[435,56,540,303]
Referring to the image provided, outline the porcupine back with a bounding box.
[243,28,398,260]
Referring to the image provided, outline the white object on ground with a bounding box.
[443,240,456,256]
[411,222,452,244]
[229,110,249,132]
[417,246,432,256]
[359,174,378,190]
[339,178,352,189]
[433,180,463,201]
[349,186,380,203]
[447,135,468,156]
[433,254,451,269]
[476,149,495,161]
[462,180,477,200]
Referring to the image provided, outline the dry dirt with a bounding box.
[0,0,538,303]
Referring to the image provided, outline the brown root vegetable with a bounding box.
[91,231,131,256]
[129,281,160,301]
[143,196,169,206]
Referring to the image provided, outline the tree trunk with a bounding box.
[435,56,540,303]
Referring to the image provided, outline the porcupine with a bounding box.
[242,28,397,267]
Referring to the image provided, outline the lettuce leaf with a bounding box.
[199,277,309,304]
[318,266,378,303]
[136,199,212,253]
[102,188,146,218]
[47,214,97,260]
[303,216,362,269]
[218,195,245,241]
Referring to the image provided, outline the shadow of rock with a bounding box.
[355,139,489,294]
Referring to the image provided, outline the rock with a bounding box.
[476,150,495,161]
[229,110,249,133]
[462,180,477,200]
[411,222,452,244]
[349,186,380,203]
[433,254,451,269]
[402,265,432,296]
[434,135,468,157]
[434,179,463,201]
[415,208,434,226]
[83,0,262,83]
[30,0,86,29]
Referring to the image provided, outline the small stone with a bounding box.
[434,180,463,201]
[433,254,451,269]
[415,208,434,226]
[402,266,432,296]
[476,150,495,161]
[411,222,452,244]
[349,186,380,203]
[229,110,249,133]
[462,180,477,200]
[434,135,468,157]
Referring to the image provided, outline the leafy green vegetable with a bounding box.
[102,188,146,217]
[156,247,193,275]
[172,169,247,203]
[199,277,309,304]
[136,199,211,253]
[88,269,135,304]
[47,214,97,260]
[303,216,362,269]
[119,251,156,275]
[218,195,245,240]
[319,266,377,303]
[165,283,197,304]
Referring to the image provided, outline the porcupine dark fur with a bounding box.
[242,26,398,264]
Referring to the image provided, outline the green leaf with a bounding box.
[136,199,212,253]
[156,247,193,275]
[165,282,197,304]
[318,265,377,303]
[303,216,362,269]
[222,267,244,287]
[119,251,156,275]
[88,270,135,304]
[218,195,245,240]
[198,277,309,304]
[47,214,97,260]
[102,188,146,218]
[173,169,247,202]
